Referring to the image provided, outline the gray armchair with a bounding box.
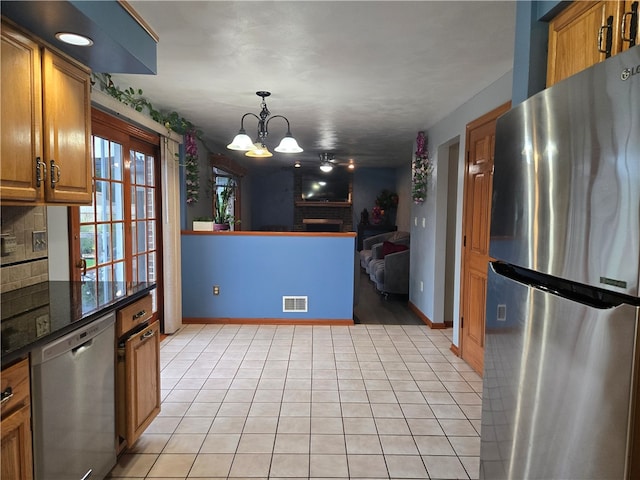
[359,230,410,273]
[367,239,410,295]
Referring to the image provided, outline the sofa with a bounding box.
[358,231,410,296]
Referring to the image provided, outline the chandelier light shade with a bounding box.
[226,130,254,151]
[246,142,273,158]
[227,91,302,157]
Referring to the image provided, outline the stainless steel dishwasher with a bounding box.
[31,312,116,480]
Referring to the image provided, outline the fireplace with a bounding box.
[303,219,343,232]
[293,169,353,232]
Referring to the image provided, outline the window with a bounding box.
[71,109,161,312]
[209,154,247,229]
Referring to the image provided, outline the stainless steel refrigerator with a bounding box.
[480,45,640,479]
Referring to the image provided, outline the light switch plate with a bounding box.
[32,230,47,252]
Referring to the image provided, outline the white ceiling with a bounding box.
[112,1,516,169]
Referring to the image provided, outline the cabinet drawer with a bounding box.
[1,357,30,419]
[117,294,153,337]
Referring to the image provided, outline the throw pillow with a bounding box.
[382,241,409,258]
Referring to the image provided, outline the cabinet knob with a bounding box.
[140,330,155,341]
[621,2,638,47]
[0,386,13,404]
[597,16,614,57]
[50,160,61,189]
[35,157,47,188]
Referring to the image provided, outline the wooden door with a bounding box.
[125,320,160,446]
[621,1,639,51]
[460,102,510,375]
[0,22,42,203]
[547,1,624,86]
[42,48,92,204]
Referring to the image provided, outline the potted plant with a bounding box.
[212,179,238,230]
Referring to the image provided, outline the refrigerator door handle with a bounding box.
[491,261,640,310]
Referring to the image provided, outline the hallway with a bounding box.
[108,323,481,479]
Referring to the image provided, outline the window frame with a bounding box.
[69,108,163,323]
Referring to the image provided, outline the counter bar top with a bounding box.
[1,281,156,366]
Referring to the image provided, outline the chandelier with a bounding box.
[227,91,303,158]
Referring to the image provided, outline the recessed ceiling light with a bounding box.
[55,32,94,47]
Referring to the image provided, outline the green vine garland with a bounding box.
[92,73,203,204]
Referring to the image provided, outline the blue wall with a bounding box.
[248,166,400,231]
[512,1,564,104]
[250,167,295,230]
[182,233,356,320]
[352,167,398,227]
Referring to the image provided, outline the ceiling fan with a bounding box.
[294,153,355,172]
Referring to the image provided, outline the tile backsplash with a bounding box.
[1,206,49,293]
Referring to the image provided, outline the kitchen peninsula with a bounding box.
[181,230,356,324]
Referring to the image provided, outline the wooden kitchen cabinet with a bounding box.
[116,296,160,449]
[1,358,33,480]
[547,1,639,86]
[547,1,624,86]
[1,20,92,204]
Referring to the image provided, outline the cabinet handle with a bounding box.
[598,16,614,57]
[140,330,155,341]
[621,2,638,47]
[0,387,13,405]
[132,310,146,321]
[35,157,47,188]
[50,160,61,189]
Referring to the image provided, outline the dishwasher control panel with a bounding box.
[31,312,116,365]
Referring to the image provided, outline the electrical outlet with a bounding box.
[0,235,17,256]
[213,285,220,295]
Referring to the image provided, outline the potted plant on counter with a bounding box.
[212,179,238,231]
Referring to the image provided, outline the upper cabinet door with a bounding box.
[41,49,92,204]
[0,23,43,202]
[547,1,624,86]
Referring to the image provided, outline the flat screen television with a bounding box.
[300,167,351,202]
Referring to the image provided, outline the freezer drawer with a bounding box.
[480,267,639,480]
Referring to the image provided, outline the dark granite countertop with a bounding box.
[1,281,156,366]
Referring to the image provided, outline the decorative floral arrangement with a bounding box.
[412,131,433,204]
[375,189,399,211]
[370,206,384,224]
[184,131,199,205]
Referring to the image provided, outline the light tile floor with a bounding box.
[108,323,482,479]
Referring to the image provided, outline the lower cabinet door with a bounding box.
[1,403,33,480]
[124,320,161,447]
